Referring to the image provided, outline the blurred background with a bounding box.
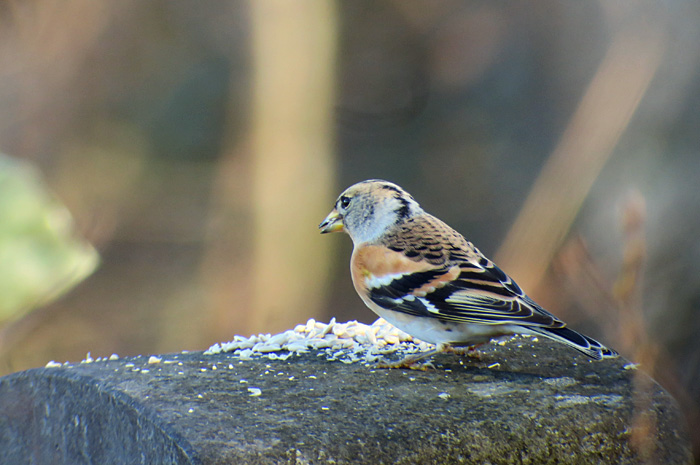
[0,0,699,461]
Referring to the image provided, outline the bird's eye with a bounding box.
[339,196,351,209]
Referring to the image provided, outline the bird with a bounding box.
[319,179,617,367]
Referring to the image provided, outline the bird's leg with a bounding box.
[448,343,485,359]
[376,343,449,370]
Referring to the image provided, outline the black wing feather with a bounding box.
[368,260,564,328]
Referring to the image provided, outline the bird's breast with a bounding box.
[350,244,454,300]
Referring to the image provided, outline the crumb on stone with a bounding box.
[204,318,435,365]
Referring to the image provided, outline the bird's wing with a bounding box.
[358,214,565,328]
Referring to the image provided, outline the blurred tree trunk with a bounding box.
[248,0,338,333]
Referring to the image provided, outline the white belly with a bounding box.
[363,298,520,346]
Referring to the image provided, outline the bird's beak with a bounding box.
[319,209,344,234]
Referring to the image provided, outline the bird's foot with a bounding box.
[448,344,483,360]
[375,348,438,370]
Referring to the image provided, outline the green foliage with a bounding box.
[0,155,98,324]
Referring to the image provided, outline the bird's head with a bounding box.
[319,179,423,244]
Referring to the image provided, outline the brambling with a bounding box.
[319,179,617,367]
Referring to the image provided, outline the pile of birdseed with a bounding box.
[204,318,437,365]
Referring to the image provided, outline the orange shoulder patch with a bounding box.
[350,244,435,293]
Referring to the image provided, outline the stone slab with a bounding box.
[0,337,693,464]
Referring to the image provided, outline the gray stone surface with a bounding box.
[0,337,693,464]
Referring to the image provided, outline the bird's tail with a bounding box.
[528,326,618,360]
